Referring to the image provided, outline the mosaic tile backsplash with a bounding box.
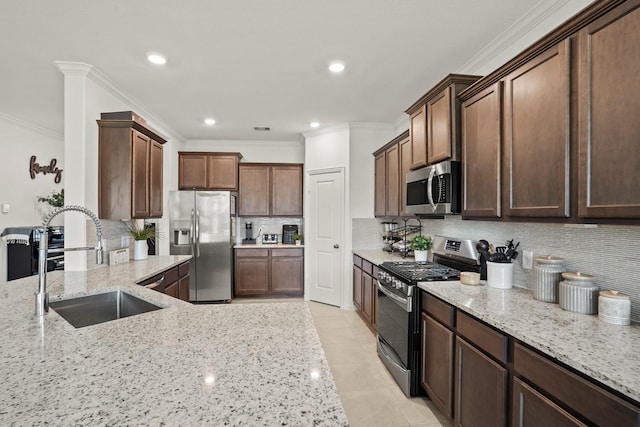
[354,216,640,323]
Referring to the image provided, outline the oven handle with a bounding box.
[378,337,406,372]
[377,281,411,312]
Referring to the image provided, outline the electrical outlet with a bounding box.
[522,250,533,269]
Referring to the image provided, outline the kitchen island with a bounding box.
[0,256,347,426]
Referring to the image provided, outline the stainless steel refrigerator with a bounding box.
[168,191,236,302]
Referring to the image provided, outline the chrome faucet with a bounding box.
[35,205,103,316]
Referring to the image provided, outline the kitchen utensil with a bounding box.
[476,240,490,258]
[533,256,565,303]
[460,272,481,286]
[489,243,496,254]
[559,272,598,314]
[598,290,631,325]
[486,261,514,289]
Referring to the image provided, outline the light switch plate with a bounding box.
[522,250,533,269]
[1,204,9,213]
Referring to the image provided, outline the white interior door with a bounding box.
[306,169,344,306]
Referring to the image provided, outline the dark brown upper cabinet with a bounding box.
[405,74,482,169]
[98,113,166,219]
[461,83,502,219]
[503,40,571,218]
[238,163,303,217]
[373,130,410,217]
[178,152,242,191]
[577,0,640,218]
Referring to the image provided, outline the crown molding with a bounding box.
[54,61,185,143]
[302,123,350,139]
[456,0,574,74]
[0,111,63,140]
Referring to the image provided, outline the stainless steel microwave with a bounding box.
[405,160,461,215]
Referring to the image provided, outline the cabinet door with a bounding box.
[234,257,269,295]
[178,153,208,190]
[578,2,640,218]
[513,377,587,427]
[208,155,239,190]
[272,165,303,216]
[361,272,374,324]
[461,83,502,218]
[399,137,412,216]
[410,106,427,169]
[428,87,453,164]
[165,281,179,298]
[385,144,400,217]
[132,131,151,218]
[421,313,454,420]
[455,337,508,427]
[503,40,570,218]
[271,250,303,294]
[374,152,386,217]
[238,165,270,216]
[178,274,190,302]
[353,265,363,311]
[149,140,163,218]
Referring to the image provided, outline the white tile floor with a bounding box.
[307,301,451,427]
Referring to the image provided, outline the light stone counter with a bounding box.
[0,256,347,426]
[353,249,640,403]
[418,280,640,403]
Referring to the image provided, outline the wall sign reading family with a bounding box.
[29,155,63,183]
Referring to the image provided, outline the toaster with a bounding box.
[262,233,278,244]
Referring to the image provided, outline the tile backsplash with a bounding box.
[237,217,303,244]
[353,216,640,323]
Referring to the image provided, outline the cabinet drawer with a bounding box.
[272,248,303,257]
[514,342,640,427]
[362,260,373,276]
[235,249,269,258]
[164,266,179,285]
[353,255,363,269]
[421,292,455,329]
[456,311,508,364]
[178,261,190,277]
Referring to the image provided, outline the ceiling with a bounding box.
[1,1,576,141]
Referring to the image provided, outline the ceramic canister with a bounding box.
[598,290,631,326]
[533,256,565,303]
[559,272,599,314]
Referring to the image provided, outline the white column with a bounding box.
[55,62,93,271]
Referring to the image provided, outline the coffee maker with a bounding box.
[242,222,256,244]
[282,224,298,244]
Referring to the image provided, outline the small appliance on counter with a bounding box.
[262,233,278,244]
[242,222,256,244]
[282,224,298,244]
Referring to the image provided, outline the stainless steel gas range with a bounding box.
[376,235,481,397]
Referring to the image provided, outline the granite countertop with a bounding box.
[353,249,640,403]
[235,243,304,248]
[0,256,346,426]
[352,249,408,265]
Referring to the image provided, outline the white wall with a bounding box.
[0,116,64,282]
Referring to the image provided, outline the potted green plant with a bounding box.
[37,188,64,208]
[410,235,432,262]
[126,221,157,260]
[293,233,303,245]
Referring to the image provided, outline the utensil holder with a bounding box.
[486,261,514,289]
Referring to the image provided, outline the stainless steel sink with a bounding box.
[49,290,163,328]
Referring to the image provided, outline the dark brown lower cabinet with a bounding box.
[352,255,377,333]
[234,248,303,297]
[512,377,586,427]
[137,261,190,302]
[421,313,454,419]
[454,336,508,427]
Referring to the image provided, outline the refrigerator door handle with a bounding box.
[190,209,195,251]
[195,209,201,258]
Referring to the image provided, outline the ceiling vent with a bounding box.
[253,126,270,131]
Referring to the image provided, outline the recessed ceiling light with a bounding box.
[204,118,216,126]
[310,122,320,128]
[328,62,345,73]
[147,54,167,65]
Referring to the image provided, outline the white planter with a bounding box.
[295,240,301,246]
[414,250,428,262]
[133,240,148,260]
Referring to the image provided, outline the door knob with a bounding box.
[333,244,339,249]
